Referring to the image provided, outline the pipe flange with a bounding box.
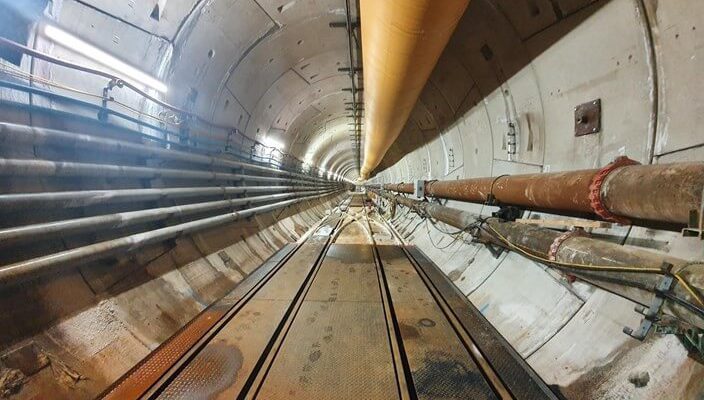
[548,228,588,262]
[588,156,640,224]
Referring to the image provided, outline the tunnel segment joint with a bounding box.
[588,156,640,224]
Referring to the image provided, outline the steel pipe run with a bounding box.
[359,0,470,179]
[0,190,343,287]
[0,190,329,246]
[0,185,335,211]
[382,159,704,227]
[0,158,331,186]
[372,190,704,332]
[0,122,328,184]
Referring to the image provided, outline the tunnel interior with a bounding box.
[0,0,703,399]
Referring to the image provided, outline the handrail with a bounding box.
[0,36,325,176]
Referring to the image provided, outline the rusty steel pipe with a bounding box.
[0,190,343,287]
[0,122,329,184]
[382,162,704,225]
[0,190,329,246]
[603,163,704,224]
[373,190,704,329]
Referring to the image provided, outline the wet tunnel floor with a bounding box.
[103,203,556,400]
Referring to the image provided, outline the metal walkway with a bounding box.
[101,196,557,400]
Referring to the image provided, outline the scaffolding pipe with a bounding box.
[0,158,333,186]
[0,190,343,287]
[0,190,329,246]
[373,190,704,330]
[382,161,704,226]
[0,185,336,211]
[0,122,328,184]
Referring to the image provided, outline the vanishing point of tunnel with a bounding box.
[0,0,702,399]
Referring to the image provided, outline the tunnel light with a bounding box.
[261,136,285,151]
[43,24,169,93]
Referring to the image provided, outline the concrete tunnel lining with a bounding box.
[0,0,702,398]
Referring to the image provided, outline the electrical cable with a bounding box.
[482,223,704,310]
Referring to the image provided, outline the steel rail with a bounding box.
[100,214,344,400]
[0,190,329,246]
[0,190,344,287]
[366,213,513,399]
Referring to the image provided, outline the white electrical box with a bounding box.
[414,179,425,198]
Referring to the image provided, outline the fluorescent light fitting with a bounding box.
[261,136,285,150]
[43,24,168,93]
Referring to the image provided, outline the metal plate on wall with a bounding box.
[574,99,601,136]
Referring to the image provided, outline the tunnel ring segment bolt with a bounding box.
[588,155,640,224]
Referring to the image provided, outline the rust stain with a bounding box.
[158,342,243,399]
[100,309,225,399]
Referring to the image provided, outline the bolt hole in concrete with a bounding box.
[277,1,296,13]
[628,371,650,388]
[208,49,215,59]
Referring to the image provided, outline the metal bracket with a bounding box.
[682,189,704,240]
[575,99,601,136]
[98,78,123,122]
[414,179,425,199]
[623,263,675,340]
[492,206,523,222]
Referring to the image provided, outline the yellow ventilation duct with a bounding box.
[359,0,470,179]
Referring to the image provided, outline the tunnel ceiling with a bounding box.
[154,0,364,180]
[60,0,700,183]
[158,0,596,182]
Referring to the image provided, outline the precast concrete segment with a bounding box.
[382,162,704,226]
